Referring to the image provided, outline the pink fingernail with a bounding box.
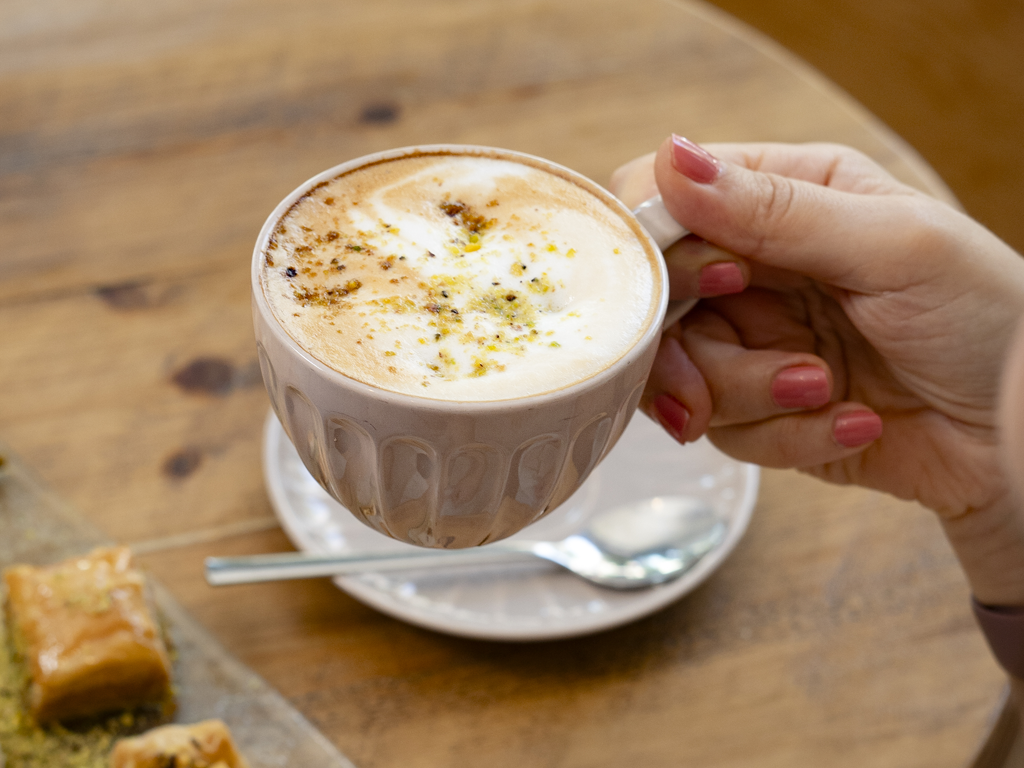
[653,393,690,443]
[698,262,745,296]
[771,366,830,409]
[671,135,722,184]
[834,410,883,448]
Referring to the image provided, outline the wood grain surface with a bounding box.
[0,449,357,768]
[0,0,1007,766]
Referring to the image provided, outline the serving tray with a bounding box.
[0,447,356,768]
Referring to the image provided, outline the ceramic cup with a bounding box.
[252,145,690,548]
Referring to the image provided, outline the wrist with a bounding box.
[972,599,1024,681]
[939,490,1024,607]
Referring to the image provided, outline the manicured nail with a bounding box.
[833,410,883,448]
[771,366,830,409]
[698,262,745,296]
[653,393,690,443]
[671,135,722,184]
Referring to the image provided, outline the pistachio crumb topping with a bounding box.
[261,155,657,399]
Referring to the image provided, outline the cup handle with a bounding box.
[632,195,697,330]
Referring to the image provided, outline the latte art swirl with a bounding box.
[261,153,660,401]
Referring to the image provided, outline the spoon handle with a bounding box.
[205,544,537,586]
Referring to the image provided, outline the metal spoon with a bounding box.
[205,497,727,590]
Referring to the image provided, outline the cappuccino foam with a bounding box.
[261,152,660,401]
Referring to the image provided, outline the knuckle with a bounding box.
[816,142,868,163]
[771,429,807,467]
[747,174,797,255]
[891,198,961,267]
[906,204,956,253]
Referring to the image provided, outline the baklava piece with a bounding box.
[3,546,172,723]
[110,719,250,768]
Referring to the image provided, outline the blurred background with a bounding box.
[704,0,1024,253]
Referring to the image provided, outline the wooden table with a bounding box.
[0,0,1008,765]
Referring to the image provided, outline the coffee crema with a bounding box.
[260,152,660,401]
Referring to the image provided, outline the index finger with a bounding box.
[652,136,949,291]
[609,142,914,209]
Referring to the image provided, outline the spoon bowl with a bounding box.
[206,497,728,590]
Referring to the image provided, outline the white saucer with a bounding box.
[263,411,758,641]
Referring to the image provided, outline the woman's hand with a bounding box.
[610,138,1024,604]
